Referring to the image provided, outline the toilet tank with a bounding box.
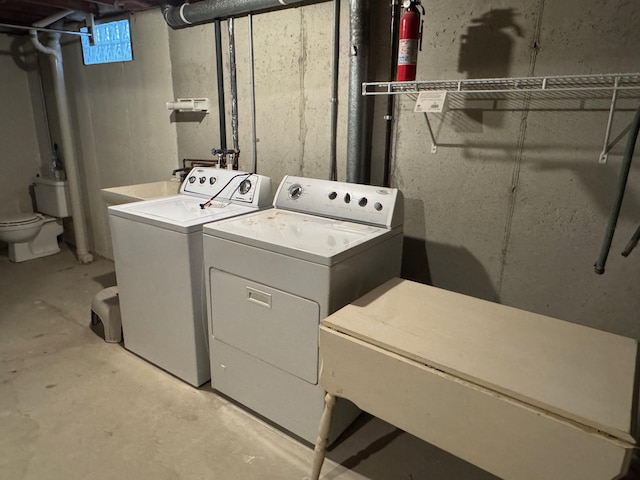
[33,177,71,218]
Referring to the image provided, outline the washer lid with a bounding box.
[0,213,42,226]
[203,208,400,265]
[108,195,257,233]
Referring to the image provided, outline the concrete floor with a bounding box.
[0,243,497,480]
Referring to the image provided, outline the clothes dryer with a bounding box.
[202,175,403,443]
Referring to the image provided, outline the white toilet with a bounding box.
[0,177,70,262]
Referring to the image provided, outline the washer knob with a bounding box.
[359,197,368,207]
[199,176,206,184]
[209,177,217,185]
[374,202,383,211]
[344,193,351,203]
[188,176,196,183]
[328,191,337,200]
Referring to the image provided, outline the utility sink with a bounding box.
[101,180,180,206]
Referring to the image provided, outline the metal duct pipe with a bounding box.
[214,20,227,150]
[228,17,240,167]
[162,0,328,28]
[346,0,370,184]
[30,24,94,264]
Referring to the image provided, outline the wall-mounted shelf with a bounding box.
[363,73,640,97]
[363,73,640,162]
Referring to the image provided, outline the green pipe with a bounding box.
[621,224,640,257]
[594,105,640,274]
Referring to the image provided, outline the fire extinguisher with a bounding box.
[397,0,424,82]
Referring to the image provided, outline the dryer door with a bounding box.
[210,269,321,384]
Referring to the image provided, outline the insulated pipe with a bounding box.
[594,104,640,274]
[214,20,227,150]
[329,0,340,181]
[161,0,328,28]
[346,0,370,184]
[30,25,94,264]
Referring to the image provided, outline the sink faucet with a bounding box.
[172,167,191,182]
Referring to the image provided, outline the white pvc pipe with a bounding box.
[32,10,75,29]
[30,16,94,264]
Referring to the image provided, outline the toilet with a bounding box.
[0,177,70,262]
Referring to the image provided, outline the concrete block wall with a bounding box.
[0,35,44,216]
[59,12,179,258]
[1,1,638,339]
[392,0,640,338]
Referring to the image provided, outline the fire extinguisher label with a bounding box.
[398,38,418,65]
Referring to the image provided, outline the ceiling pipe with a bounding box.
[161,0,329,27]
[30,12,94,264]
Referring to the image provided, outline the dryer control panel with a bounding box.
[180,167,272,207]
[274,176,404,228]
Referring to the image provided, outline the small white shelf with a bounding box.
[363,73,640,162]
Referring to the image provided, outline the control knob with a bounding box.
[288,184,303,200]
[239,179,252,195]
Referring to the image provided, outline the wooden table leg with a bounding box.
[310,392,336,480]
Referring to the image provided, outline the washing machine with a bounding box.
[202,175,404,443]
[108,167,272,387]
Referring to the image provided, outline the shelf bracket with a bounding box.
[599,77,620,164]
[423,113,437,153]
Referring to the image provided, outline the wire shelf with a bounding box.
[362,73,640,99]
[364,73,640,163]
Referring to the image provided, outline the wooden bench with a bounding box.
[311,278,638,480]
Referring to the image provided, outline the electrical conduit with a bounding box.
[30,12,93,264]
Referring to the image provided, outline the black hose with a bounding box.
[594,104,640,274]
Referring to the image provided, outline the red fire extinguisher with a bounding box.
[397,0,424,82]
